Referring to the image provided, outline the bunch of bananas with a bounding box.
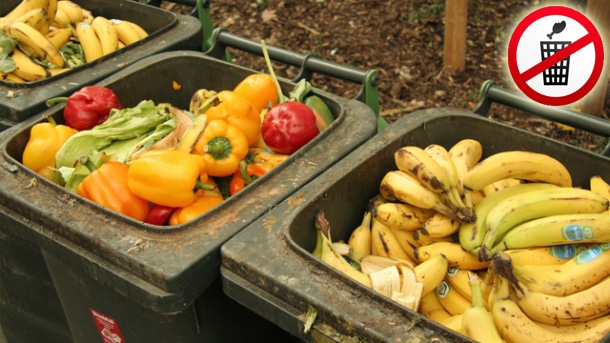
[0,0,148,83]
[317,137,610,342]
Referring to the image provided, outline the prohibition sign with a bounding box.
[508,6,604,106]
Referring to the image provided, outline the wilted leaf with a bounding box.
[261,9,277,22]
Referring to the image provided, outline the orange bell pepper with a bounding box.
[168,195,224,226]
[194,119,249,177]
[22,115,77,181]
[204,90,261,146]
[77,161,150,221]
[233,73,278,114]
[229,160,273,196]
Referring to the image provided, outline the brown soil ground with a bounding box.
[161,0,609,154]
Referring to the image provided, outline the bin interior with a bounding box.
[0,0,202,128]
[220,108,610,342]
[0,50,377,314]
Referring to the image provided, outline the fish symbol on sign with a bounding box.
[547,20,567,39]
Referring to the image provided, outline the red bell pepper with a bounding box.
[145,204,175,226]
[261,101,319,155]
[259,41,320,155]
[46,86,123,131]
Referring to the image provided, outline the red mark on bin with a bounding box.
[90,308,125,343]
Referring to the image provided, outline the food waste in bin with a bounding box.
[310,139,610,342]
[0,0,151,82]
[20,64,337,226]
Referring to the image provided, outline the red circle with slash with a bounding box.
[508,6,604,106]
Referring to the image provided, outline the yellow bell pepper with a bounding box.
[194,119,249,177]
[22,116,77,180]
[168,194,224,226]
[204,90,261,146]
[127,149,212,208]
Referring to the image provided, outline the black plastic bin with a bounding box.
[219,107,610,342]
[0,0,203,131]
[0,50,377,342]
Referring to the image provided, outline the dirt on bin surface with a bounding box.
[162,0,608,153]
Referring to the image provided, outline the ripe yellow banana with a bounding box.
[315,210,372,288]
[412,230,454,246]
[45,0,57,24]
[2,8,49,33]
[370,217,414,263]
[461,272,503,343]
[435,279,471,316]
[445,267,473,303]
[458,182,558,254]
[347,211,372,255]
[413,253,448,296]
[0,0,49,24]
[481,178,522,197]
[503,244,588,266]
[110,19,141,46]
[590,175,610,203]
[448,138,483,196]
[419,291,453,323]
[51,8,71,28]
[463,150,573,192]
[512,243,610,296]
[248,147,289,168]
[0,72,26,83]
[492,276,610,343]
[75,22,102,62]
[479,186,609,260]
[420,212,460,238]
[10,48,50,81]
[44,27,72,49]
[379,170,457,218]
[440,314,463,334]
[394,145,451,194]
[56,0,83,24]
[46,67,68,77]
[415,241,490,270]
[371,202,435,231]
[91,16,118,56]
[388,226,420,263]
[493,213,610,253]
[5,21,64,67]
[424,144,475,222]
[493,251,610,325]
[189,88,218,114]
[81,8,93,24]
[492,278,610,343]
[124,20,148,40]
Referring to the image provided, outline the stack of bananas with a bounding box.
[0,0,148,83]
[317,138,610,342]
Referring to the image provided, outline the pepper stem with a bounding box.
[239,160,256,185]
[45,97,69,107]
[261,40,288,104]
[204,136,232,160]
[43,114,57,126]
[195,179,215,191]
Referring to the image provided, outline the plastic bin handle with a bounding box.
[204,27,387,132]
[473,80,610,156]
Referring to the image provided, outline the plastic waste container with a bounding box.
[0,0,203,132]
[219,105,610,342]
[0,50,377,342]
